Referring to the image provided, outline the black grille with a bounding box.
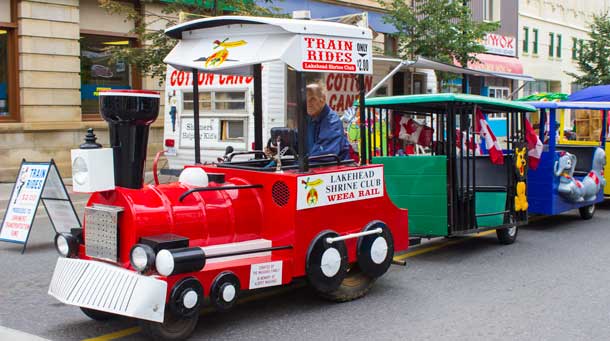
[272,181,290,207]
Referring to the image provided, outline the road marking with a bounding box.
[81,284,304,341]
[82,327,141,341]
[394,230,496,261]
[83,226,525,340]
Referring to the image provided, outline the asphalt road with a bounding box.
[1,201,609,341]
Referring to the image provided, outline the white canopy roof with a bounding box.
[164,16,373,76]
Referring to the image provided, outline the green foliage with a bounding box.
[567,12,610,87]
[98,0,285,84]
[378,0,499,81]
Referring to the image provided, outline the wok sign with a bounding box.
[296,166,384,210]
[301,36,372,74]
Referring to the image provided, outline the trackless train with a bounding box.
[48,16,409,340]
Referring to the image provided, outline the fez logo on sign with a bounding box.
[194,38,247,67]
[301,178,324,206]
[296,167,384,210]
[301,36,371,73]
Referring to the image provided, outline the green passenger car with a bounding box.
[360,94,536,244]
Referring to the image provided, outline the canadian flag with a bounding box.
[525,118,543,170]
[476,109,504,165]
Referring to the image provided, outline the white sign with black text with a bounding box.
[296,166,384,210]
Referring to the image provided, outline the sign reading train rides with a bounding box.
[0,160,80,252]
[296,166,384,210]
[301,36,371,74]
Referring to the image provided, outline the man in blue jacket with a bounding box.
[306,83,351,160]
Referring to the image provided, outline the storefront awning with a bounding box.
[259,0,396,34]
[448,53,534,82]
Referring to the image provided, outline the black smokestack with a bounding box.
[99,90,160,189]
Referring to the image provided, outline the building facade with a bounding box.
[518,0,610,97]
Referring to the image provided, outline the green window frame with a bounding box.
[523,27,529,53]
[572,37,578,59]
[532,28,538,54]
[549,32,555,57]
[556,34,562,58]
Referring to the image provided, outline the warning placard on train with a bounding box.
[249,261,283,289]
[296,166,384,210]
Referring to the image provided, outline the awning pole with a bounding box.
[366,61,412,97]
[506,81,528,100]
[192,68,201,164]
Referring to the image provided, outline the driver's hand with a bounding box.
[264,146,277,158]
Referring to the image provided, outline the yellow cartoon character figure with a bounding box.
[514,147,528,211]
[195,38,247,67]
[301,178,323,206]
[515,146,527,178]
[515,181,528,211]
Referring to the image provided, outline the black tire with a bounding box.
[80,307,116,321]
[319,266,376,303]
[579,204,595,220]
[496,225,518,245]
[139,309,199,341]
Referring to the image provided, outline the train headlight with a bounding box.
[156,249,175,276]
[72,156,89,186]
[54,233,78,257]
[130,244,156,273]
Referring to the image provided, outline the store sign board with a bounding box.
[482,34,517,57]
[0,160,81,253]
[180,118,220,147]
[301,36,372,74]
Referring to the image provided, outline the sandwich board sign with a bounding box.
[0,159,81,253]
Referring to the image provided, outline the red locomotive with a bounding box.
[48,16,409,340]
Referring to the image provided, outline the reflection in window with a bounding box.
[182,91,245,112]
[80,35,132,115]
[220,120,245,141]
[0,31,8,116]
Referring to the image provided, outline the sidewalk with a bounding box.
[0,326,51,341]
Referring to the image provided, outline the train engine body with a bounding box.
[47,90,408,340]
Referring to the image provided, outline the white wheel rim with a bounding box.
[183,290,198,309]
[320,248,341,277]
[508,226,517,237]
[370,237,389,264]
[222,284,236,302]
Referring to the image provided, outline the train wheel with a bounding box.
[496,225,518,245]
[357,221,394,279]
[80,307,116,321]
[579,204,595,220]
[139,309,199,341]
[306,231,349,295]
[320,265,376,303]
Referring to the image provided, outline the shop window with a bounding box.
[384,35,397,56]
[182,91,246,113]
[220,119,246,141]
[484,0,500,22]
[548,32,554,57]
[572,37,578,59]
[532,28,538,54]
[523,79,550,97]
[0,0,17,121]
[522,27,529,53]
[0,30,8,117]
[487,87,509,119]
[80,35,136,116]
[556,34,562,58]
